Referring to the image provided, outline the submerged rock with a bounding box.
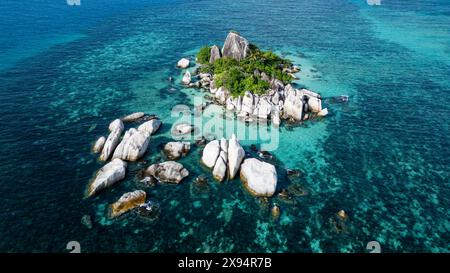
[122,112,145,122]
[286,168,302,177]
[139,175,158,187]
[258,150,273,160]
[137,200,160,220]
[271,204,280,220]
[88,158,127,197]
[143,161,189,184]
[100,119,124,161]
[277,189,295,204]
[286,183,308,197]
[194,175,208,186]
[112,128,150,161]
[227,134,245,179]
[92,136,106,154]
[172,123,194,135]
[182,71,191,85]
[337,210,348,220]
[177,58,190,69]
[163,141,190,160]
[195,136,207,146]
[333,95,349,104]
[110,190,146,218]
[240,158,277,197]
[81,215,93,229]
[222,32,250,61]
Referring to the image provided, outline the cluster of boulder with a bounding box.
[177,32,328,127]
[87,112,193,218]
[201,134,278,197]
[87,117,295,221]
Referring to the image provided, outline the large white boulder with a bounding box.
[240,158,277,197]
[201,140,220,168]
[122,112,145,122]
[88,158,127,197]
[100,119,124,161]
[138,119,162,135]
[108,119,123,132]
[177,58,190,69]
[213,151,227,182]
[110,190,146,218]
[163,142,190,160]
[144,161,189,184]
[92,136,106,153]
[182,71,191,85]
[283,90,304,121]
[112,128,150,161]
[227,134,245,179]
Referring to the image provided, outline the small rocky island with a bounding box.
[84,32,332,222]
[180,31,328,126]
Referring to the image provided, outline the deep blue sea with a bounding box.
[0,0,448,252]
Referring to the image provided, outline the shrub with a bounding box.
[197,46,211,64]
[197,44,293,97]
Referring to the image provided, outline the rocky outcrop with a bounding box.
[209,45,221,63]
[88,158,127,197]
[222,32,250,61]
[182,71,191,85]
[227,134,245,179]
[122,112,145,122]
[110,190,146,218]
[192,32,327,127]
[240,158,277,197]
[138,119,162,135]
[201,136,246,182]
[177,58,190,69]
[92,136,106,153]
[100,119,124,161]
[163,142,190,160]
[143,161,189,184]
[112,128,150,161]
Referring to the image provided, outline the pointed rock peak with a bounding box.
[222,32,250,61]
[209,45,222,63]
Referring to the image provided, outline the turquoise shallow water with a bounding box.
[0,0,448,252]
